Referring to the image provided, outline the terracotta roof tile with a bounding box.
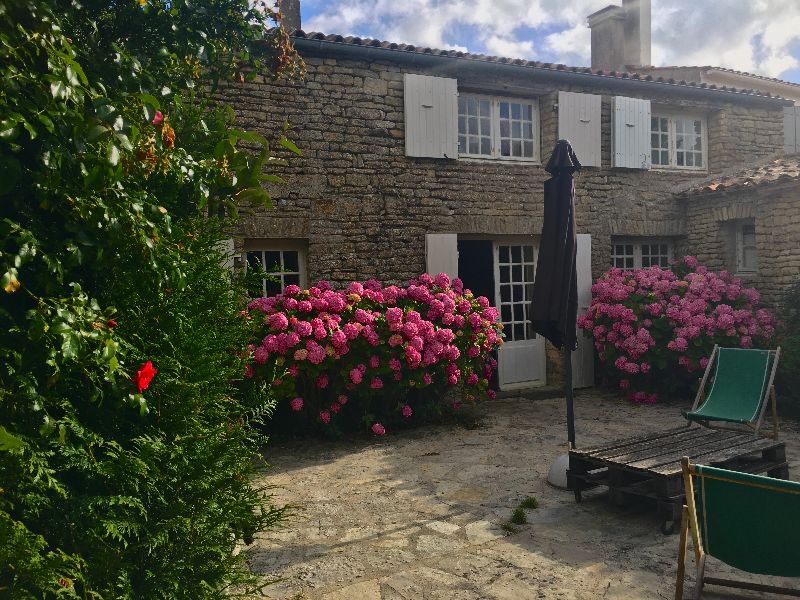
[289,30,787,101]
[679,156,800,196]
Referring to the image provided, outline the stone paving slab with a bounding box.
[249,391,800,599]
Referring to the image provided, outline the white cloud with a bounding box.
[303,0,800,79]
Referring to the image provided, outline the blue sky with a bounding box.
[298,1,800,83]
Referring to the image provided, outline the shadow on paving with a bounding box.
[248,393,800,600]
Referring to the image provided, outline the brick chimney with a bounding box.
[278,0,301,33]
[587,0,651,72]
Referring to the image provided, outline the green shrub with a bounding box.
[0,0,301,596]
[510,507,527,525]
[519,496,538,510]
[776,280,800,413]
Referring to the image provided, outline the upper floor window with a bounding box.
[651,114,706,170]
[611,238,673,269]
[458,94,538,161]
[245,243,307,296]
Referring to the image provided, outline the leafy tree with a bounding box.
[0,0,302,596]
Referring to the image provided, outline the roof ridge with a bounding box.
[678,154,800,196]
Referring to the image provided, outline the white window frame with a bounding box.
[611,238,673,269]
[650,112,707,171]
[458,93,539,162]
[244,240,307,297]
[735,220,758,274]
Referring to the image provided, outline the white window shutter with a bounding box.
[784,106,798,154]
[404,74,458,159]
[612,96,651,169]
[558,91,602,167]
[425,233,459,278]
[572,233,594,388]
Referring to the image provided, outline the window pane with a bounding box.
[514,323,525,340]
[265,280,281,296]
[512,285,523,301]
[469,138,478,154]
[479,100,491,117]
[283,250,299,271]
[501,304,512,322]
[500,285,511,302]
[500,120,510,137]
[247,251,263,269]
[264,251,281,269]
[523,141,533,157]
[284,274,300,286]
[458,117,466,134]
[511,246,521,262]
[512,140,522,156]
[523,246,534,262]
[458,96,466,113]
[500,139,510,156]
[480,138,491,155]
[500,102,509,118]
[511,103,521,119]
[499,265,510,283]
[513,304,524,321]
[499,246,509,262]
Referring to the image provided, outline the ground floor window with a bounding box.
[735,219,758,273]
[496,243,536,342]
[611,238,672,269]
[244,240,307,296]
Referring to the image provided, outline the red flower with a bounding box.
[107,319,117,328]
[134,361,157,393]
[152,110,164,126]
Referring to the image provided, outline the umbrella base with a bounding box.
[547,452,570,489]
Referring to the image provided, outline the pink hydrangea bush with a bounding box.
[577,256,775,403]
[246,273,503,434]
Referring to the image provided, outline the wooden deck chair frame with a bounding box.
[687,345,781,439]
[675,457,800,600]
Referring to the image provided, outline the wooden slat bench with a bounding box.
[567,425,788,534]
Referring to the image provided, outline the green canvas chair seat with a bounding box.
[686,348,772,424]
[685,346,780,436]
[694,464,800,577]
[676,458,800,599]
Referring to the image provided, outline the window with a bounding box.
[650,114,706,169]
[736,221,758,273]
[611,239,672,269]
[496,244,535,341]
[458,95,538,161]
[246,247,306,296]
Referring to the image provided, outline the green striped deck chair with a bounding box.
[686,345,781,438]
[676,457,800,599]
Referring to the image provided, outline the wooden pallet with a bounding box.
[567,425,788,533]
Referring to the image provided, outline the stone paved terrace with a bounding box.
[249,392,800,599]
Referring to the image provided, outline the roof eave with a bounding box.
[290,36,792,106]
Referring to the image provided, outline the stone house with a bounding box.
[225,1,793,390]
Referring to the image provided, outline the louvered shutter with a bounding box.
[612,96,651,169]
[558,91,602,167]
[404,74,458,159]
[572,234,594,388]
[784,106,799,154]
[425,234,459,278]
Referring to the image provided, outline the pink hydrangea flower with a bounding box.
[290,397,303,411]
[402,405,413,418]
[371,422,386,436]
[319,410,331,424]
[370,377,383,389]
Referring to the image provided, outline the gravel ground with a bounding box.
[248,390,800,600]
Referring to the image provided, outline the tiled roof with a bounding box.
[679,156,800,196]
[646,65,800,89]
[290,31,788,101]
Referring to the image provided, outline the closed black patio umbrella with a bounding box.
[531,139,581,449]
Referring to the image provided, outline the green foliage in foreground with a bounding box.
[0,0,302,596]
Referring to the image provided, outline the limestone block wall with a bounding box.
[684,183,800,306]
[221,51,785,286]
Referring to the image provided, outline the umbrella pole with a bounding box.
[564,346,576,449]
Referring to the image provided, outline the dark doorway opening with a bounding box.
[457,239,498,391]
[457,240,494,302]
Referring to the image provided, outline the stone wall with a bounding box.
[222,50,785,286]
[683,182,800,306]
